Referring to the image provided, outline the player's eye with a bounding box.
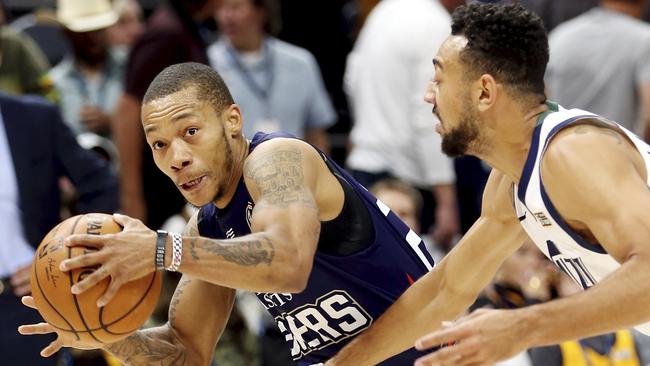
[152,141,166,150]
[186,127,199,137]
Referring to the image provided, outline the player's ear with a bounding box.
[223,104,243,138]
[477,74,498,113]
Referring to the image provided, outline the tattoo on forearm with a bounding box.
[169,279,192,325]
[105,327,187,366]
[195,235,275,266]
[189,238,200,261]
[574,123,622,144]
[244,149,317,208]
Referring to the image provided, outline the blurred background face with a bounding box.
[67,29,109,66]
[107,0,144,48]
[216,0,265,49]
[373,188,420,233]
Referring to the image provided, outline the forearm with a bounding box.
[175,231,308,293]
[520,254,650,347]
[104,324,191,366]
[329,270,474,365]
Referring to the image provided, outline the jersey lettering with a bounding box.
[547,240,597,289]
[275,290,372,360]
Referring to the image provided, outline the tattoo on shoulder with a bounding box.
[244,149,316,208]
[574,123,622,144]
[196,235,275,266]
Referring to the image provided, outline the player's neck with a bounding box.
[213,137,250,208]
[474,103,548,183]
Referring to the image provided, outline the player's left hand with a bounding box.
[59,213,157,307]
[414,308,528,366]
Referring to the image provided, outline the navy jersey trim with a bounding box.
[517,114,595,206]
[518,122,543,204]
[535,116,607,254]
[539,184,607,254]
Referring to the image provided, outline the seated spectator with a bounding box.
[369,178,446,262]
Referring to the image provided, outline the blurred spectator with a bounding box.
[472,241,558,311]
[106,0,144,58]
[0,92,118,366]
[113,0,218,230]
[520,0,597,31]
[370,178,446,262]
[0,1,52,97]
[345,0,461,249]
[545,0,650,138]
[529,274,647,366]
[10,8,71,67]
[208,0,336,153]
[50,0,123,137]
[0,25,52,96]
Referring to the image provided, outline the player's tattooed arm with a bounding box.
[179,142,320,293]
[104,325,188,366]
[188,235,275,266]
[243,148,318,209]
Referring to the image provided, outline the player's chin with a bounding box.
[179,182,214,207]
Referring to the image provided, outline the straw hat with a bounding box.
[57,0,118,32]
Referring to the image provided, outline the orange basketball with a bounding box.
[30,213,162,347]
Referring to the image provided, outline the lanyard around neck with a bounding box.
[226,41,274,102]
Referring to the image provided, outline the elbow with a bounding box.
[273,254,312,293]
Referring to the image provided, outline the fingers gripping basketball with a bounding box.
[30,213,162,347]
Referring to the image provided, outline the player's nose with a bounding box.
[424,81,436,105]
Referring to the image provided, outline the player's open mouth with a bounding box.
[180,176,206,191]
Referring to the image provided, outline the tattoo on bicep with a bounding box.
[244,149,317,208]
[105,327,187,366]
[198,235,275,266]
[574,124,622,144]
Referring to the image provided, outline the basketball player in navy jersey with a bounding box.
[326,3,650,366]
[18,62,436,365]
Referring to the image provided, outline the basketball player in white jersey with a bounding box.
[327,3,650,366]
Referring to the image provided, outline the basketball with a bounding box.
[30,213,162,347]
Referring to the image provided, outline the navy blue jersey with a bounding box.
[198,132,434,365]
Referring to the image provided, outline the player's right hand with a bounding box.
[17,296,100,357]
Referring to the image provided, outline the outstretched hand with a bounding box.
[18,296,100,357]
[59,213,158,306]
[414,308,528,366]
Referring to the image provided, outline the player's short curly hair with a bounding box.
[143,62,234,115]
[451,3,548,98]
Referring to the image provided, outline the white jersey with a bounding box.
[513,102,650,335]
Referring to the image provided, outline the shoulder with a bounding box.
[542,120,632,176]
[269,38,318,68]
[0,92,56,112]
[246,137,321,166]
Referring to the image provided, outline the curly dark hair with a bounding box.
[143,63,234,114]
[451,3,548,99]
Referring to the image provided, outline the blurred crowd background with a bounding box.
[1,0,650,365]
